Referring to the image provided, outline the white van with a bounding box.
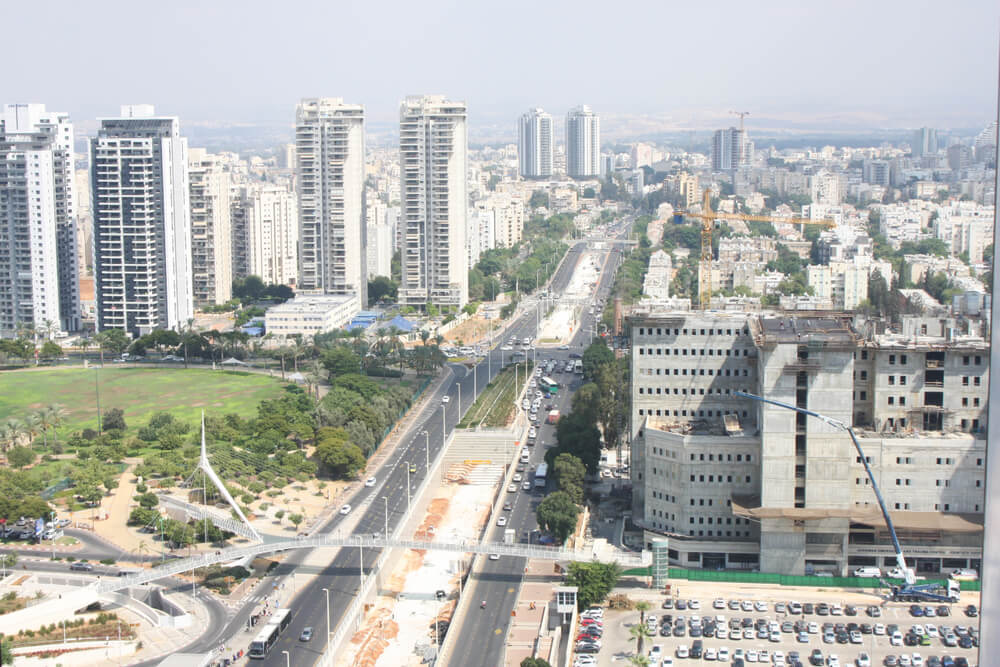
[520,450,530,464]
[949,568,978,581]
[853,567,882,578]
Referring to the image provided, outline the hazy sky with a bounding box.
[5,0,998,132]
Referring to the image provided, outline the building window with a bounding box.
[899,376,906,385]
[889,376,895,385]
[963,355,970,365]
[899,396,906,406]
[888,397,894,405]
[889,354,895,365]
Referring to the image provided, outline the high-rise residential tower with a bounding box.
[712,127,753,171]
[295,98,366,305]
[518,108,553,178]
[90,105,192,336]
[188,148,232,306]
[0,104,81,337]
[565,105,600,178]
[398,95,468,309]
[232,183,299,286]
[913,127,939,158]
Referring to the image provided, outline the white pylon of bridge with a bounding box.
[196,411,262,542]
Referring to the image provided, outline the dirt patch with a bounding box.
[413,497,450,542]
[350,608,399,667]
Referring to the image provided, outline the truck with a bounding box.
[534,462,547,489]
[546,409,560,424]
[574,360,583,374]
[504,528,516,544]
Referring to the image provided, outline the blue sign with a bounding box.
[34,518,45,536]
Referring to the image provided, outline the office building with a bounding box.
[629,310,987,575]
[366,204,394,279]
[233,183,298,286]
[295,98,367,305]
[518,108,553,179]
[0,104,80,337]
[712,127,752,171]
[90,105,192,336]
[398,95,468,309]
[566,106,600,178]
[188,148,232,306]
[913,127,939,158]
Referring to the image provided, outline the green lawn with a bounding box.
[0,367,287,435]
[458,361,534,429]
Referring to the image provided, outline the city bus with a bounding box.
[539,376,559,394]
[249,608,292,659]
[534,462,548,489]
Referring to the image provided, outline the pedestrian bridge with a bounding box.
[98,533,650,594]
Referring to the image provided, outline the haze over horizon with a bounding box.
[5,0,999,136]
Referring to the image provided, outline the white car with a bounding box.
[339,505,351,515]
[717,648,730,662]
[441,395,450,403]
[856,653,871,667]
[808,622,819,633]
[688,599,700,609]
[528,428,537,438]
[910,655,923,667]
[675,646,689,659]
[704,648,717,661]
[500,345,512,351]
[522,480,531,490]
[745,649,759,662]
[714,598,726,609]
[742,600,754,612]
[897,657,911,667]
[828,658,841,667]
[497,516,507,527]
[488,553,500,560]
[890,631,903,645]
[558,344,569,350]
[755,600,768,611]
[507,484,517,493]
[364,477,376,487]
[513,474,523,482]
[874,623,886,635]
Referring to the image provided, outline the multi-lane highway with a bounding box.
[446,240,623,667]
[252,241,598,665]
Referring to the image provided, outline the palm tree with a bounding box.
[35,408,52,449]
[0,419,24,453]
[628,655,651,667]
[46,404,67,449]
[635,600,651,626]
[22,413,41,450]
[78,336,91,361]
[629,622,654,658]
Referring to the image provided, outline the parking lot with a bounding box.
[573,584,980,667]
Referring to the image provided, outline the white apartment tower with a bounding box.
[399,95,468,309]
[566,105,600,178]
[188,148,232,306]
[712,127,753,171]
[90,105,192,337]
[239,184,298,286]
[518,108,553,179]
[0,104,80,337]
[295,98,367,305]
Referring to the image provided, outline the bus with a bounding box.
[249,608,292,659]
[534,462,547,489]
[539,376,559,394]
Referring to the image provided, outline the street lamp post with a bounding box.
[423,431,430,474]
[406,466,411,510]
[322,587,331,639]
[441,404,446,450]
[382,496,389,538]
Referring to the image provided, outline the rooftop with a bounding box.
[753,316,856,346]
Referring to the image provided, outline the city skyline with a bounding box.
[3,0,997,131]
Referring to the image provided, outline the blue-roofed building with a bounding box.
[387,314,415,332]
[345,310,379,332]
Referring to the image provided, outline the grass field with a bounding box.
[0,367,287,435]
[458,361,533,429]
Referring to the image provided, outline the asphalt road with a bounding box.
[252,242,594,666]
[446,237,624,667]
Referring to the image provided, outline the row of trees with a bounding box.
[1,404,68,454]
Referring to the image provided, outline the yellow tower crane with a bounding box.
[673,189,836,309]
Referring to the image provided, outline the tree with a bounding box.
[627,651,652,666]
[102,408,126,432]
[136,492,159,509]
[629,622,655,660]
[535,491,580,544]
[529,191,549,209]
[582,340,614,380]
[232,275,266,302]
[520,659,552,667]
[0,634,12,665]
[596,359,629,452]
[288,513,304,530]
[7,446,35,469]
[564,561,622,610]
[571,382,601,423]
[367,276,398,305]
[38,340,63,361]
[552,453,586,504]
[314,428,366,478]
[128,506,158,527]
[321,347,361,381]
[550,411,602,473]
[0,419,24,452]
[634,599,651,625]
